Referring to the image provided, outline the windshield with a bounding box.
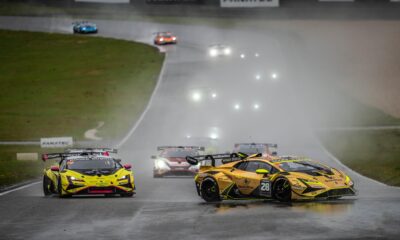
[161,150,198,158]
[66,158,118,170]
[277,161,330,173]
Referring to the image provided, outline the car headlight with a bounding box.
[160,37,164,41]
[155,159,170,170]
[118,175,129,181]
[224,48,231,55]
[189,163,200,171]
[172,37,176,40]
[209,49,218,57]
[68,176,84,183]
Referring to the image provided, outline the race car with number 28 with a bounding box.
[186,153,356,202]
[42,148,135,197]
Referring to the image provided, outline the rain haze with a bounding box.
[0,0,399,239]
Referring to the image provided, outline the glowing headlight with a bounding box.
[224,48,231,55]
[160,37,164,41]
[155,159,170,170]
[172,37,176,41]
[189,163,200,170]
[118,175,129,181]
[68,176,84,182]
[209,49,218,57]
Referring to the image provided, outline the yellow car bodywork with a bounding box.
[43,160,135,197]
[193,155,356,202]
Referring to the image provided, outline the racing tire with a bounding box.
[273,177,292,202]
[153,172,163,178]
[200,178,221,202]
[57,178,71,198]
[43,176,53,196]
[120,192,134,197]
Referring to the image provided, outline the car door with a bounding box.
[239,161,274,197]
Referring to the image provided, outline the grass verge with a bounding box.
[318,129,400,187]
[0,30,164,187]
[0,30,164,141]
[0,145,54,188]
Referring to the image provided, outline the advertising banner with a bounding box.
[220,0,279,8]
[40,137,73,148]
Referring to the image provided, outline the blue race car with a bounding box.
[73,21,98,34]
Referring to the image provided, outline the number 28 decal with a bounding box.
[259,180,271,197]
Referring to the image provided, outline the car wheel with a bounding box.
[57,178,71,198]
[200,178,221,202]
[43,176,53,196]
[273,177,292,202]
[120,192,134,197]
[153,172,163,178]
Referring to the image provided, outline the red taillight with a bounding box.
[102,152,109,156]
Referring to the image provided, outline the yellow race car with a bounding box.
[186,153,356,202]
[42,149,135,198]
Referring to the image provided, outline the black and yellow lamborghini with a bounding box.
[186,153,356,202]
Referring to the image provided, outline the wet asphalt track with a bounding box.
[0,16,400,240]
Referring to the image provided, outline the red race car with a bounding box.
[152,146,204,178]
[153,32,177,45]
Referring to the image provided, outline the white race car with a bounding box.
[208,44,232,57]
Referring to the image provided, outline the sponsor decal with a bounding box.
[259,179,272,197]
[40,137,73,148]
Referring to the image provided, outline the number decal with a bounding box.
[259,179,271,197]
[261,182,270,191]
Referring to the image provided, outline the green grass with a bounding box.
[318,130,400,187]
[0,30,164,141]
[0,30,163,188]
[0,145,55,188]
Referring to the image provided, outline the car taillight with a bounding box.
[102,152,109,156]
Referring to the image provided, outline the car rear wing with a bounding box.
[186,152,248,167]
[157,146,205,151]
[42,150,115,162]
[65,148,118,154]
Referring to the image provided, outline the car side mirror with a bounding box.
[151,155,157,159]
[50,166,60,171]
[123,164,132,170]
[256,169,269,175]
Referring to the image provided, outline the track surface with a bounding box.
[0,17,399,240]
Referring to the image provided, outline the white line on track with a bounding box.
[116,52,169,148]
[0,181,41,196]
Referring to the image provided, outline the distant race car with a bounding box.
[73,21,98,34]
[187,153,356,202]
[42,148,135,197]
[153,32,177,45]
[208,44,232,57]
[233,143,278,156]
[152,146,204,178]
